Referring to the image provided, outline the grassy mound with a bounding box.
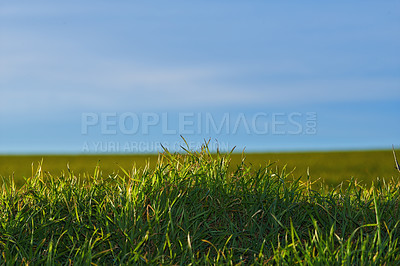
[1,145,400,264]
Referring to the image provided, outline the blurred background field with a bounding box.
[1,150,398,188]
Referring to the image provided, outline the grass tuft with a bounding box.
[1,144,400,264]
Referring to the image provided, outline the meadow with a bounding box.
[0,146,399,264]
[0,149,397,188]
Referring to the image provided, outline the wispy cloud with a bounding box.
[1,26,399,114]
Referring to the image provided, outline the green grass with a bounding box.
[0,149,397,188]
[0,145,399,264]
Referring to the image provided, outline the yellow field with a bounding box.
[1,150,398,187]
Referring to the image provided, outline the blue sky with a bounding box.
[1,0,399,154]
